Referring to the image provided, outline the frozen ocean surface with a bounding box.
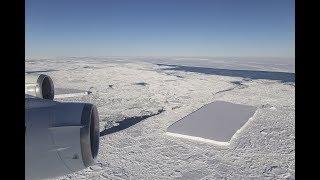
[25,57,295,179]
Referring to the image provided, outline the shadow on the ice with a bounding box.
[26,69,58,74]
[100,109,164,136]
[157,64,295,83]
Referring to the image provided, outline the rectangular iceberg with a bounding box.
[167,101,256,145]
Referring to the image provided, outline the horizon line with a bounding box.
[25,55,295,59]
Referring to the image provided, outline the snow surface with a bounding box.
[26,57,295,179]
[54,88,91,99]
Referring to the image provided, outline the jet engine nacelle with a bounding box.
[25,74,99,179]
[25,97,100,179]
[25,74,54,100]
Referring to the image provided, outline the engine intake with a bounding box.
[25,74,54,100]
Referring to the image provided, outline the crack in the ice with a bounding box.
[213,81,248,96]
[100,109,165,136]
[213,87,237,95]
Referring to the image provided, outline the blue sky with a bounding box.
[26,0,294,58]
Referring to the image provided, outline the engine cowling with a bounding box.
[25,74,100,179]
[25,74,54,100]
[25,97,100,179]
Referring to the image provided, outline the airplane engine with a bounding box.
[25,97,100,179]
[25,74,55,100]
[25,74,100,179]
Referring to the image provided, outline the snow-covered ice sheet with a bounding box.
[54,88,91,99]
[26,57,295,179]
